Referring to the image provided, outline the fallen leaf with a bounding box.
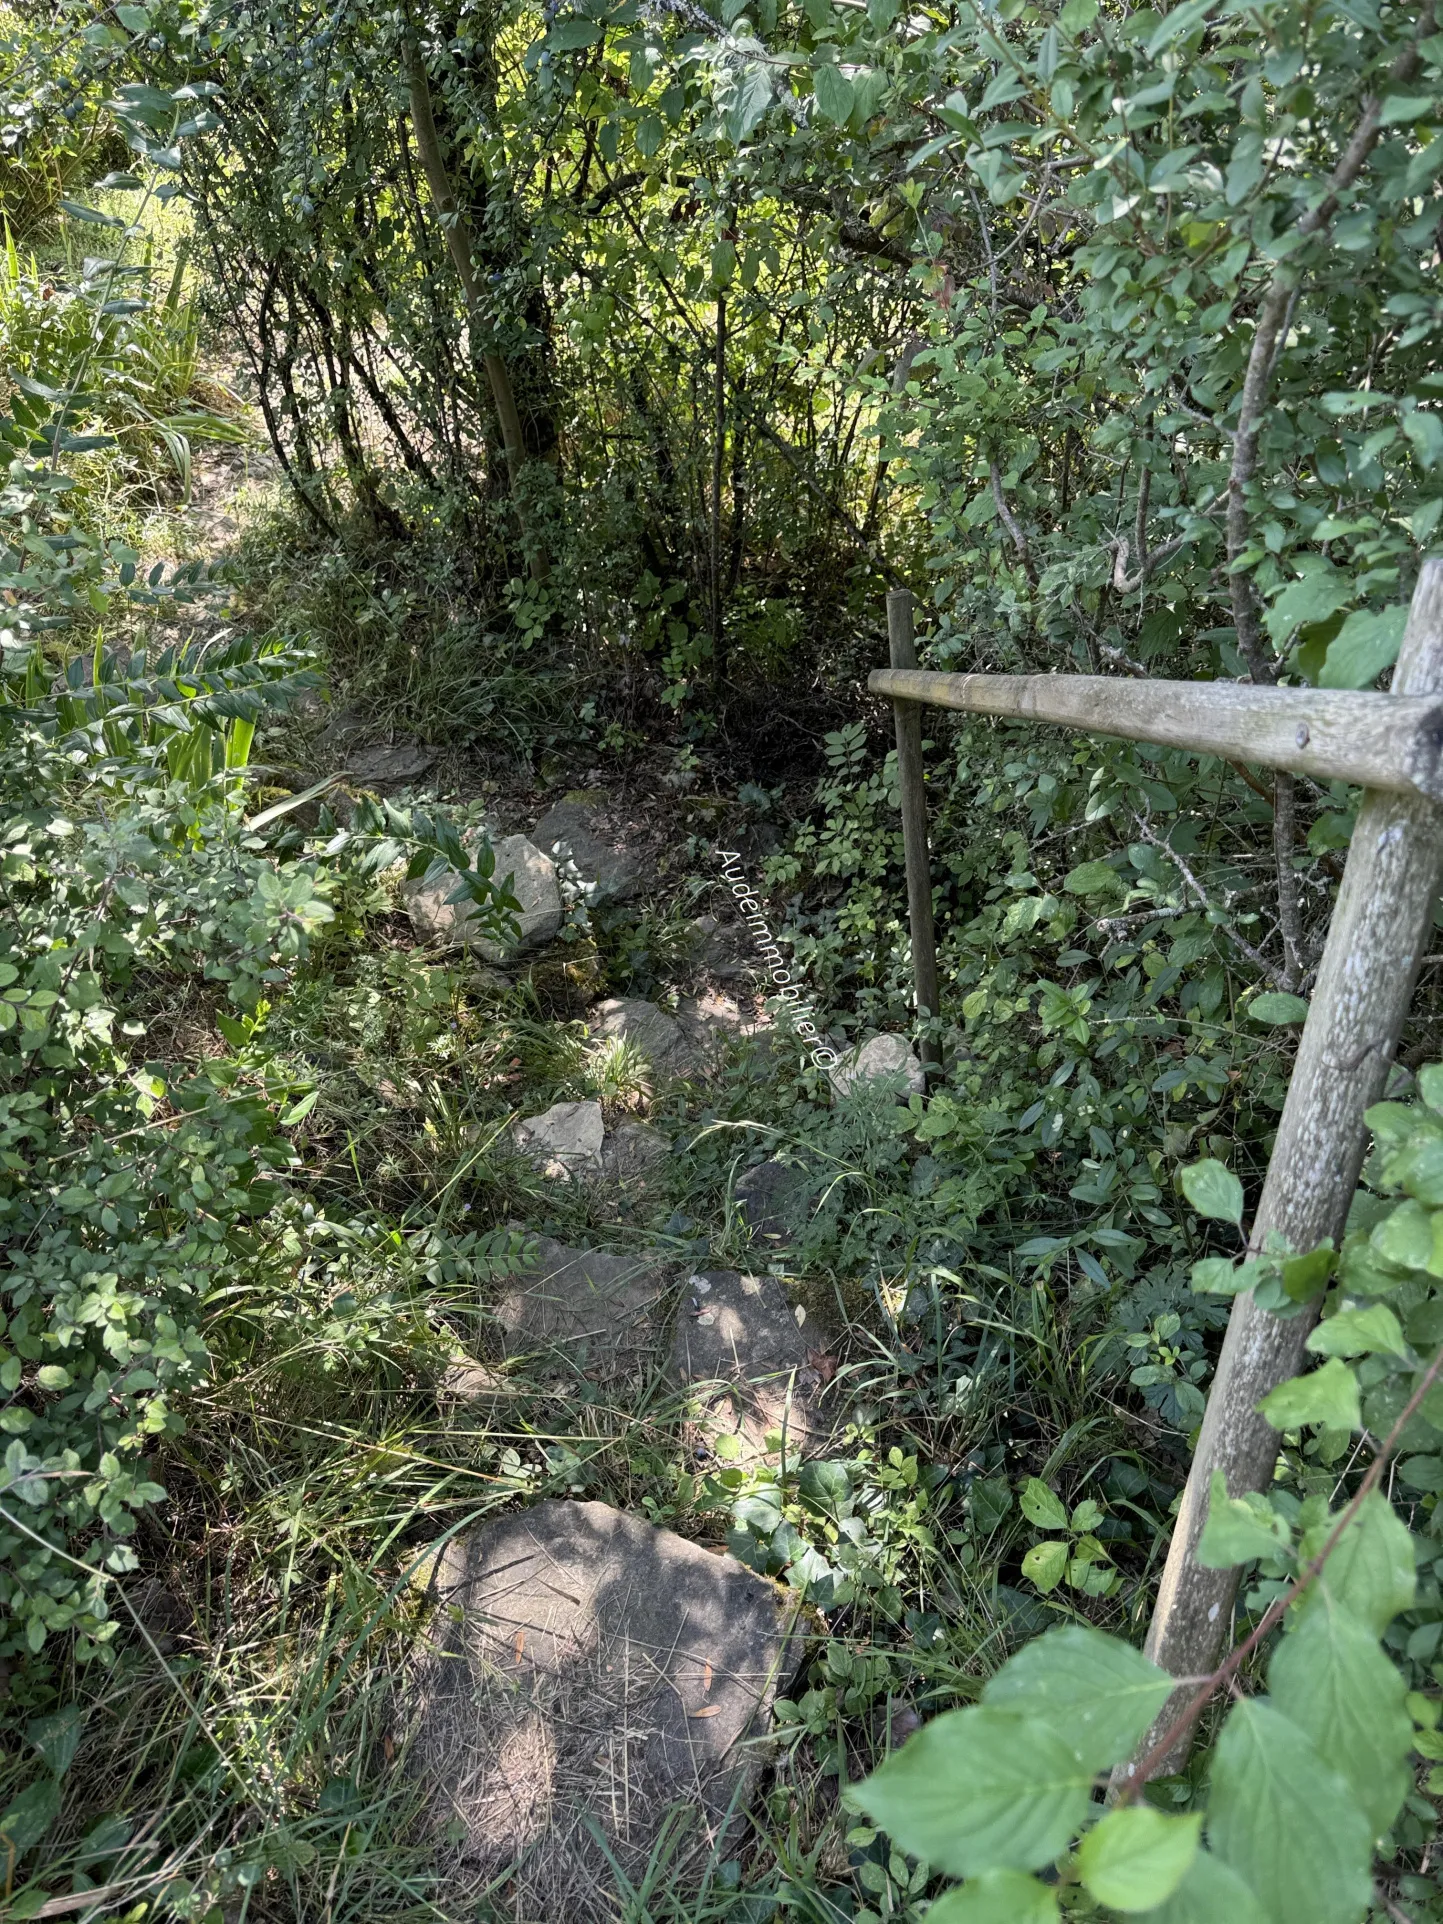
[702,1662,713,1695]
[690,1705,721,1718]
[514,1630,526,1662]
[806,1348,838,1385]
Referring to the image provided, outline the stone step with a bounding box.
[668,1269,833,1466]
[410,1499,801,1913]
[493,1236,671,1381]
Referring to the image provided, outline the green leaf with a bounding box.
[1179,1159,1243,1224]
[26,1708,82,1779]
[1247,991,1309,1025]
[1319,605,1409,689]
[115,3,150,29]
[1268,1594,1412,1839]
[1063,859,1122,896]
[1404,410,1443,470]
[1021,1539,1069,1593]
[1077,1807,1201,1912]
[1134,1848,1270,1924]
[1019,1477,1068,1531]
[812,62,855,123]
[1258,1357,1361,1432]
[548,17,602,47]
[1264,564,1352,644]
[1207,1700,1372,1924]
[1299,1490,1416,1635]
[846,1705,1094,1876]
[1305,1302,1409,1360]
[0,1777,61,1854]
[724,61,774,142]
[1379,94,1440,126]
[927,1871,1059,1923]
[1196,1470,1291,1569]
[983,1625,1174,1773]
[1281,1243,1335,1303]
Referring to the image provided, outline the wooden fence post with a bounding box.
[886,588,942,1074]
[1131,557,1443,1773]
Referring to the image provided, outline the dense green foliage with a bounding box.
[3,0,1443,1916]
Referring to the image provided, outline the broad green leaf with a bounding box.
[1257,1357,1361,1432]
[1207,1700,1372,1924]
[1019,1477,1068,1530]
[1077,1806,1201,1912]
[1305,1302,1409,1359]
[1196,1470,1290,1569]
[1420,1063,1443,1113]
[812,62,855,123]
[547,17,601,47]
[1021,1539,1069,1593]
[926,1870,1059,1923]
[1064,859,1122,896]
[1281,1243,1335,1303]
[846,1705,1094,1876]
[1264,564,1352,644]
[724,62,774,142]
[26,1707,82,1779]
[983,1625,1174,1773]
[1298,1490,1416,1635]
[1380,94,1440,126]
[1179,1160,1243,1224]
[1319,605,1408,689]
[1269,1594,1412,1839]
[1247,991,1309,1025]
[1135,1848,1270,1924]
[0,1776,61,1853]
[1371,1197,1436,1271]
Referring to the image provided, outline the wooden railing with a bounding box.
[873,560,1443,1766]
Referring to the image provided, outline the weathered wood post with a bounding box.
[1132,557,1443,1769]
[885,588,942,1074]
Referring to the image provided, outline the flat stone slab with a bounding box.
[345,743,439,791]
[830,1032,925,1100]
[405,833,561,960]
[669,1270,832,1465]
[494,1235,670,1378]
[735,1159,807,1250]
[412,1500,800,1912]
[590,997,699,1077]
[601,1119,670,1184]
[533,795,644,906]
[676,989,771,1068]
[513,1099,605,1180]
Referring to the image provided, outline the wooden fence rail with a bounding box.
[875,559,1443,1769]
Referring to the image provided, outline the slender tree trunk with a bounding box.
[406,41,542,572]
[711,293,727,682]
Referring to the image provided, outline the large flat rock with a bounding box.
[405,833,561,960]
[494,1235,670,1379]
[412,1500,800,1915]
[668,1270,832,1465]
[590,996,699,1077]
[513,1099,605,1180]
[533,795,644,907]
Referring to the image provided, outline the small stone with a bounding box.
[438,1357,517,1402]
[667,1270,833,1466]
[676,990,771,1067]
[532,796,644,906]
[600,1119,671,1183]
[513,1100,605,1180]
[591,997,698,1077]
[829,1033,925,1101]
[344,743,439,791]
[404,833,562,959]
[409,1500,801,1908]
[493,1235,670,1379]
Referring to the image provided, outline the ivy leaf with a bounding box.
[1268,1593,1412,1839]
[1319,605,1409,689]
[1257,1357,1361,1432]
[846,1705,1094,1876]
[1305,1302,1409,1360]
[1076,1806,1201,1912]
[983,1624,1174,1773]
[812,62,855,124]
[1134,1848,1270,1923]
[1179,1159,1243,1224]
[926,1870,1059,1922]
[1196,1470,1291,1569]
[1018,1477,1068,1530]
[1207,1700,1372,1924]
[1247,991,1309,1025]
